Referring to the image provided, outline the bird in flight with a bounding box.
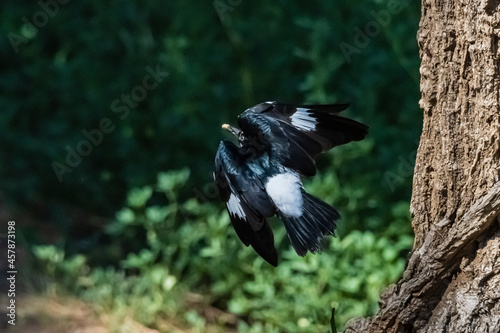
[214,101,368,266]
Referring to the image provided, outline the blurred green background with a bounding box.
[1,0,420,331]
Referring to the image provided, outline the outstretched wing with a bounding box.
[238,101,368,177]
[214,140,278,266]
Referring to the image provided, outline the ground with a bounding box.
[2,295,159,333]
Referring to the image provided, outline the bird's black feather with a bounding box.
[214,101,368,266]
[214,141,278,266]
[239,102,368,176]
[278,190,340,256]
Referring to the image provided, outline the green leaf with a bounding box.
[116,207,135,224]
[145,205,169,223]
[127,186,153,208]
[157,168,190,192]
[330,308,337,333]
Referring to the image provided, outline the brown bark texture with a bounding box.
[346,1,500,332]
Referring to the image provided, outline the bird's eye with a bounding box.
[239,133,245,141]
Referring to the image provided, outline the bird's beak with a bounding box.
[222,124,242,137]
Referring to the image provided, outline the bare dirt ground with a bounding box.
[1,294,234,333]
[1,295,163,333]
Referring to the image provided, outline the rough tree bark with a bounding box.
[346,1,500,332]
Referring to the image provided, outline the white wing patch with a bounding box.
[265,172,303,217]
[291,108,316,131]
[227,194,246,219]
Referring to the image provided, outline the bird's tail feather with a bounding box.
[278,191,340,256]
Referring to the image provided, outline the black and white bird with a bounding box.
[214,101,368,266]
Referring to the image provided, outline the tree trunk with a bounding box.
[346,1,500,332]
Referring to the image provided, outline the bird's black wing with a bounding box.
[237,110,318,177]
[238,101,368,177]
[214,140,278,266]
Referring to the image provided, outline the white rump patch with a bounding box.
[227,194,246,219]
[265,172,303,217]
[291,108,316,131]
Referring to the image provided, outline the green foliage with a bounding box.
[4,0,420,331]
[32,169,412,331]
[1,0,420,240]
[32,244,88,295]
[331,308,338,333]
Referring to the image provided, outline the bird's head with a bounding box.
[222,124,246,144]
